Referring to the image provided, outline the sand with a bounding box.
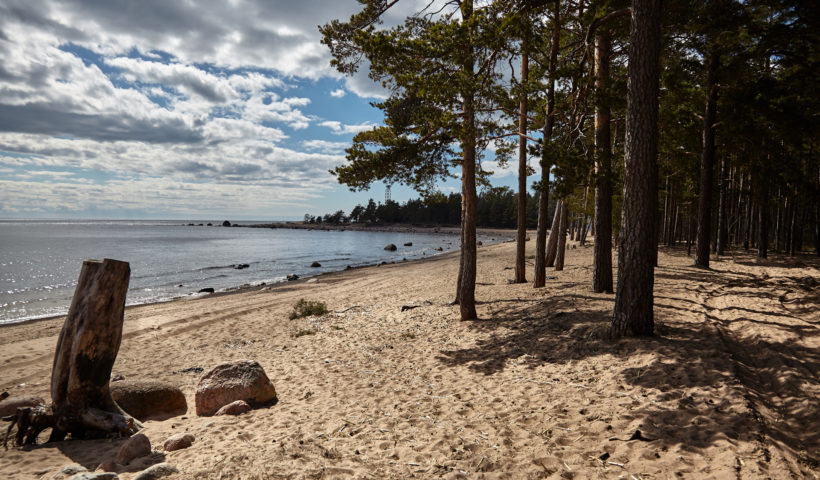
[1,238,818,479]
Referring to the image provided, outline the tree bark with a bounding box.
[5,259,143,445]
[695,52,720,268]
[593,30,614,293]
[758,200,768,259]
[716,156,729,255]
[611,0,661,338]
[534,0,560,288]
[545,200,562,267]
[555,201,568,271]
[514,37,529,284]
[457,0,477,320]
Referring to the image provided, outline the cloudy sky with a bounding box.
[0,0,524,220]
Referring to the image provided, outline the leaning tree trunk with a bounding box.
[545,200,563,267]
[5,259,142,446]
[611,0,661,339]
[555,201,568,271]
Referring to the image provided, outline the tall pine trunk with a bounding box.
[555,202,568,271]
[457,0,478,320]
[514,38,529,283]
[534,0,560,288]
[593,29,614,293]
[611,0,661,338]
[716,156,729,255]
[695,52,720,268]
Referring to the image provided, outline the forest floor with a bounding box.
[1,238,818,479]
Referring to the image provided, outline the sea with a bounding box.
[0,220,503,325]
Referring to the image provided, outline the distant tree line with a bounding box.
[304,187,556,229]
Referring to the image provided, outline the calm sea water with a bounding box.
[0,220,498,324]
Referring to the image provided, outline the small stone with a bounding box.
[163,433,195,452]
[403,242,412,246]
[198,287,215,293]
[133,463,178,480]
[214,399,252,416]
[287,273,299,281]
[384,243,397,251]
[115,433,151,465]
[310,261,321,267]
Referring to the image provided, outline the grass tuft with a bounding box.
[289,299,329,320]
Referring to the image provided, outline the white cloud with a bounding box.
[330,88,346,98]
[302,139,349,153]
[319,120,377,135]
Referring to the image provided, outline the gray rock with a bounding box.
[133,463,178,480]
[222,220,231,227]
[111,380,187,421]
[198,287,215,293]
[115,433,151,465]
[384,244,397,251]
[310,261,321,268]
[286,273,299,281]
[67,474,118,480]
[0,395,45,417]
[195,360,277,416]
[403,242,412,246]
[53,465,88,480]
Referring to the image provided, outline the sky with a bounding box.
[0,0,531,220]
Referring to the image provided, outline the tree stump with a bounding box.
[4,259,142,446]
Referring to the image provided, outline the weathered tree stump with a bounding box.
[4,259,142,446]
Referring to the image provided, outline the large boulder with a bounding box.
[195,360,277,416]
[0,395,45,417]
[110,380,187,421]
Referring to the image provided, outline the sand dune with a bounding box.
[1,239,818,479]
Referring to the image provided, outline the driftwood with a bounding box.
[3,259,142,446]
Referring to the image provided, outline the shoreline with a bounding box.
[0,228,515,330]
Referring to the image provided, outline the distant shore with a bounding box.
[186,220,520,240]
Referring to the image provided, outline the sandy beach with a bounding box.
[1,238,818,479]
